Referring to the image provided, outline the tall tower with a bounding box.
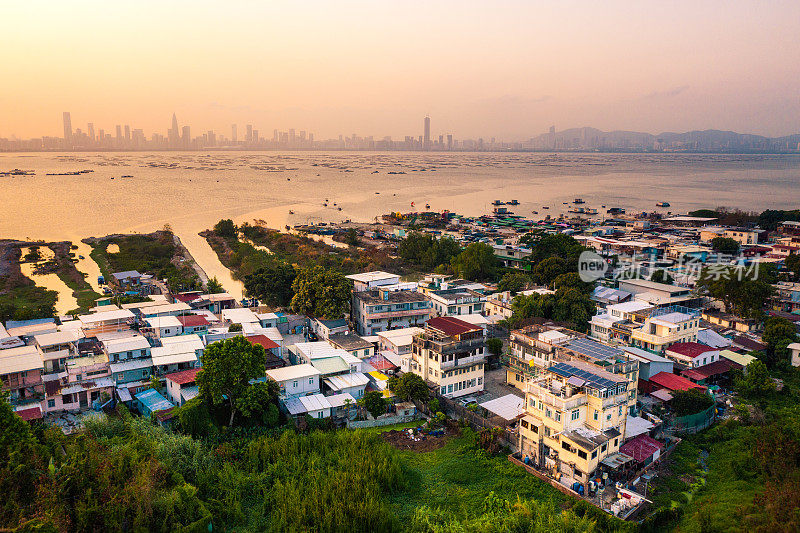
[231,124,237,143]
[423,115,431,150]
[87,122,95,141]
[169,113,180,148]
[62,112,73,146]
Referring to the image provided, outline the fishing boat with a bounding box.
[573,198,585,204]
[508,199,519,205]
[656,201,670,207]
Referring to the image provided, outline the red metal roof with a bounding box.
[164,368,201,385]
[365,353,398,372]
[666,342,717,359]
[426,316,480,336]
[173,292,202,303]
[649,371,706,392]
[620,434,663,463]
[16,407,43,421]
[247,335,280,350]
[681,359,735,381]
[177,314,210,327]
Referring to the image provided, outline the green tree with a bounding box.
[290,265,351,319]
[696,265,774,320]
[388,372,429,402]
[235,381,280,426]
[359,390,386,419]
[785,254,800,282]
[175,397,214,437]
[206,276,224,294]
[486,337,504,357]
[532,256,567,286]
[736,360,776,398]
[344,228,360,246]
[551,272,592,293]
[530,233,587,266]
[398,232,461,271]
[650,269,674,284]
[497,272,529,295]
[761,316,798,367]
[670,389,714,417]
[243,260,297,307]
[711,236,740,254]
[196,336,267,426]
[213,219,238,239]
[451,242,497,281]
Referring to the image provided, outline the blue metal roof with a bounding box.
[134,388,173,413]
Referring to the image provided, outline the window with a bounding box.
[309,377,314,385]
[292,380,298,388]
[618,405,623,416]
[521,420,529,429]
[614,438,618,447]
[601,443,607,452]
[555,411,561,422]
[47,399,55,408]
[606,413,612,421]
[577,450,587,459]
[593,410,599,421]
[571,410,580,421]
[441,386,447,395]
[591,450,597,459]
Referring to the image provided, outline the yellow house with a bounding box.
[518,360,631,491]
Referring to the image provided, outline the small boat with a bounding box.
[121,175,133,178]
[425,203,430,209]
[289,210,294,215]
[492,200,504,206]
[656,201,670,207]
[573,198,585,204]
[337,207,342,211]
[542,206,550,210]
[508,199,519,205]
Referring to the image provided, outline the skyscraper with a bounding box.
[231,124,237,143]
[88,123,95,142]
[62,112,72,145]
[423,115,431,150]
[169,113,180,147]
[246,124,253,143]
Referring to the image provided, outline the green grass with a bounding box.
[356,420,421,436]
[387,429,568,522]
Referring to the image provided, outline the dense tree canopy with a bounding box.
[197,336,268,426]
[398,232,461,272]
[736,360,777,398]
[696,264,775,320]
[244,260,297,308]
[290,265,351,319]
[451,242,497,281]
[650,269,674,284]
[761,316,799,367]
[670,389,714,417]
[711,236,741,255]
[388,373,430,403]
[497,271,530,294]
[530,233,587,267]
[360,390,387,419]
[206,276,225,294]
[214,218,238,239]
[532,256,568,286]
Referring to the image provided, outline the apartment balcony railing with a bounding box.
[416,336,485,355]
[526,383,587,411]
[440,353,486,369]
[367,308,431,320]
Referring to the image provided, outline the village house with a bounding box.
[408,316,486,398]
[266,363,322,399]
[150,335,203,375]
[351,287,432,336]
[517,360,630,493]
[164,368,200,406]
[664,342,720,369]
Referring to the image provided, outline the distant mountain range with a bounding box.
[528,127,800,153]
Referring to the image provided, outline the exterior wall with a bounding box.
[277,375,320,398]
[114,366,153,385]
[108,347,150,363]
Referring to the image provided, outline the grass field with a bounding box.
[387,429,569,523]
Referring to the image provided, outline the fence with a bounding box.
[669,405,716,434]
[415,391,518,450]
[346,413,418,429]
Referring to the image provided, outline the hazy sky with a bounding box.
[2,1,800,140]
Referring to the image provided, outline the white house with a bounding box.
[164,368,201,406]
[150,335,204,375]
[146,316,182,339]
[266,363,322,398]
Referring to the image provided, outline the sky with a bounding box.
[2,1,800,140]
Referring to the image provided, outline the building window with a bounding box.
[577,450,587,459]
[441,386,447,395]
[293,380,298,388]
[591,450,597,459]
[309,377,314,385]
[555,412,561,422]
[571,410,579,421]
[593,410,598,421]
[47,399,55,408]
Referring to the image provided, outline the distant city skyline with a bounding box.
[2,2,800,141]
[1,111,798,153]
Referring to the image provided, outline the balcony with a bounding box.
[416,336,485,355]
[527,383,587,411]
[367,308,432,320]
[441,353,486,369]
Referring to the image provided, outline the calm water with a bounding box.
[2,151,800,298]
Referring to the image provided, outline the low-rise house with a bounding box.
[323,372,369,399]
[327,333,375,359]
[645,371,706,394]
[428,288,486,317]
[139,302,192,318]
[352,287,432,336]
[164,368,200,406]
[266,364,322,399]
[78,309,135,336]
[256,312,281,329]
[664,342,720,369]
[408,316,486,398]
[630,306,701,354]
[701,309,758,333]
[327,392,357,421]
[376,327,423,356]
[623,347,674,381]
[177,314,210,335]
[244,335,286,369]
[150,335,203,375]
[346,271,401,292]
[283,393,332,420]
[34,330,83,375]
[102,334,151,363]
[134,388,174,418]
[310,317,349,340]
[222,307,260,326]
[146,316,182,339]
[680,359,737,386]
[617,279,702,308]
[0,345,44,407]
